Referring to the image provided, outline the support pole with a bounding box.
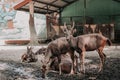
[28,1,39,45]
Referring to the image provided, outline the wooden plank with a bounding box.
[14,0,31,10]
[5,40,30,45]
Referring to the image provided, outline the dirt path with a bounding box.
[0,46,119,80]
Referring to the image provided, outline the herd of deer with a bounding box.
[21,22,112,78]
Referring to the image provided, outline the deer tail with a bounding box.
[107,39,112,46]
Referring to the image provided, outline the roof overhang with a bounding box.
[14,0,32,10]
[14,0,79,14]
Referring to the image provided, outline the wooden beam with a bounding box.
[18,8,51,14]
[14,0,31,10]
[62,0,70,4]
[42,0,58,10]
[62,0,79,8]
[18,8,29,12]
[34,6,57,12]
[33,0,61,8]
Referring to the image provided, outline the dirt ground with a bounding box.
[0,46,120,80]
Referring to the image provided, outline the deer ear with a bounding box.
[73,29,77,34]
[60,26,63,30]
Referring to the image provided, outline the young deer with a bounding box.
[21,46,37,63]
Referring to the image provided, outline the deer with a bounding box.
[21,46,37,63]
[41,37,74,77]
[31,46,78,78]
[41,21,78,78]
[49,12,76,40]
[66,32,112,73]
[41,51,79,78]
[21,46,47,63]
[50,53,73,74]
[60,22,112,73]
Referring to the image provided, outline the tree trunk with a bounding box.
[28,1,39,45]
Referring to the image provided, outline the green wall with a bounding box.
[62,0,120,17]
[61,0,120,41]
[61,0,120,24]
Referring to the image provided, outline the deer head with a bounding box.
[40,49,53,78]
[27,46,33,54]
[60,21,76,36]
[21,46,37,63]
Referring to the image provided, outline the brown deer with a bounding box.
[66,33,112,73]
[50,12,76,40]
[41,21,78,78]
[42,22,79,76]
[61,22,112,73]
[41,52,78,78]
[41,52,79,78]
[50,53,72,74]
[21,46,37,63]
[41,37,75,76]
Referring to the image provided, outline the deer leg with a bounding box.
[79,51,85,74]
[59,63,62,75]
[69,52,74,75]
[97,48,105,72]
[74,55,79,74]
[103,52,106,62]
[58,56,62,75]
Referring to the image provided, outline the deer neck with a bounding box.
[45,50,52,59]
[69,36,77,48]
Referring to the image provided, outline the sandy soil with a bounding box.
[0,46,120,80]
